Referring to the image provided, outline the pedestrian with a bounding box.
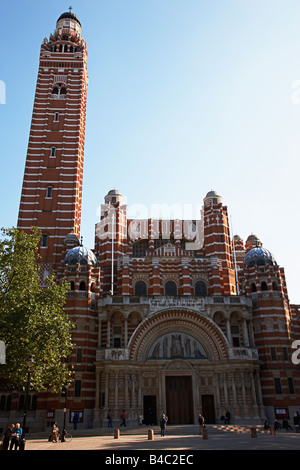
[282,418,293,431]
[160,414,167,437]
[264,419,270,430]
[107,410,113,427]
[120,409,126,427]
[225,410,231,424]
[2,423,14,451]
[274,419,281,431]
[51,422,59,442]
[198,413,205,435]
[9,423,22,450]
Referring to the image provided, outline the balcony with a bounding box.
[98,295,252,312]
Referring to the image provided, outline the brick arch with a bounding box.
[128,309,229,361]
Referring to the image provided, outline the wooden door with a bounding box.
[201,395,215,424]
[166,376,193,424]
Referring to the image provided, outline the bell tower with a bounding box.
[17,9,88,272]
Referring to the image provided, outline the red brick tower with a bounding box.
[17,10,88,273]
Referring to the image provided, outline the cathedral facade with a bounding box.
[2,11,300,432]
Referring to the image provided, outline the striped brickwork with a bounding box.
[17,16,88,272]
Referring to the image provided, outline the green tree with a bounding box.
[0,227,74,392]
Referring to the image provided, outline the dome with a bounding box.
[104,188,123,205]
[243,247,277,269]
[204,190,222,207]
[245,234,262,252]
[64,233,80,247]
[64,245,97,267]
[57,11,82,27]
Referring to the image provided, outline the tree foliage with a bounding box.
[0,227,74,392]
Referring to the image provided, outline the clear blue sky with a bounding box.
[1,0,300,302]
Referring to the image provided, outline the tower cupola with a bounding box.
[56,8,82,36]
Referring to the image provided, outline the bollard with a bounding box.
[148,429,154,440]
[250,427,257,438]
[114,428,120,439]
[202,428,208,439]
[270,426,275,436]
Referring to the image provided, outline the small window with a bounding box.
[288,378,295,394]
[271,347,277,361]
[282,347,289,362]
[134,281,147,296]
[165,281,177,296]
[54,112,59,121]
[76,348,82,363]
[50,147,56,157]
[42,234,48,247]
[251,283,257,292]
[46,187,52,198]
[194,281,207,296]
[79,281,86,291]
[261,281,268,291]
[274,378,282,395]
[74,380,81,398]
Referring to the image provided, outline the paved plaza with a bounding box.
[19,424,300,451]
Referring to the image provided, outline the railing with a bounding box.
[99,294,252,308]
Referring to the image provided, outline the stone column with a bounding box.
[243,318,250,347]
[226,318,232,346]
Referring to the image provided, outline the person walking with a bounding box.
[51,422,59,442]
[160,414,167,437]
[9,423,22,450]
[2,424,14,451]
[120,409,126,427]
[198,413,205,435]
[107,410,113,427]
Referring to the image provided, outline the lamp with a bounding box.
[61,382,70,442]
[20,355,35,451]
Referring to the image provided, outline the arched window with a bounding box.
[261,281,268,291]
[251,283,257,292]
[165,280,177,296]
[79,281,86,291]
[51,83,67,99]
[194,281,207,296]
[70,281,75,291]
[134,281,147,296]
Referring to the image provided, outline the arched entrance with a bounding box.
[127,309,229,425]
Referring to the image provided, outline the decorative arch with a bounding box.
[128,309,229,362]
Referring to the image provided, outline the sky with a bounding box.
[1,0,300,302]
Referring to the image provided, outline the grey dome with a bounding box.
[64,245,97,267]
[204,190,222,207]
[57,11,81,27]
[243,247,277,269]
